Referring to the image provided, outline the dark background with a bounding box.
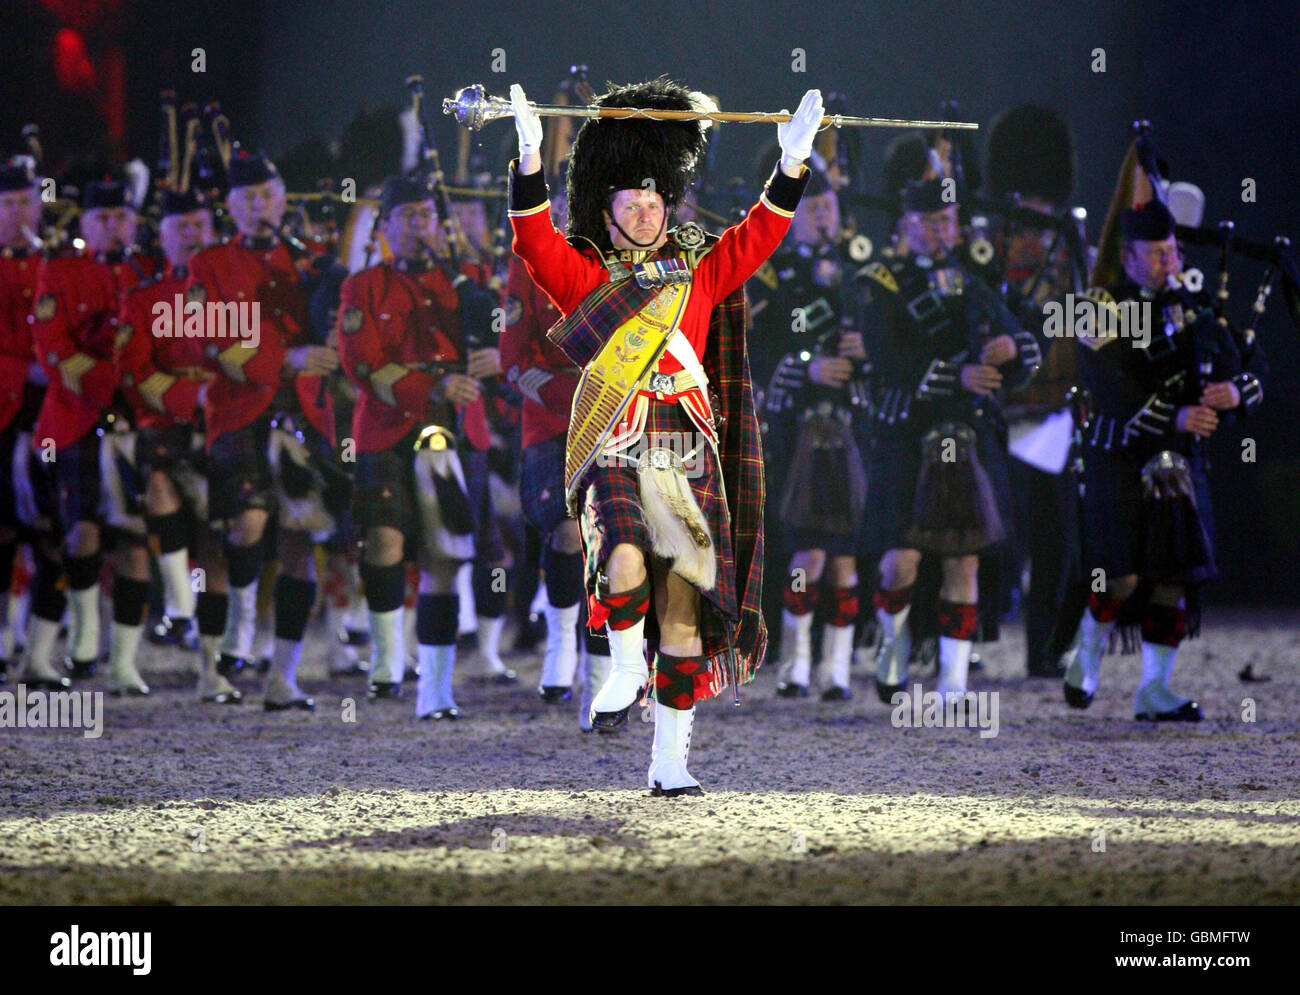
[3,0,1297,603]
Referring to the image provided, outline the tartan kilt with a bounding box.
[354,432,505,564]
[207,418,275,525]
[578,399,739,659]
[353,435,420,539]
[52,433,104,533]
[520,435,569,536]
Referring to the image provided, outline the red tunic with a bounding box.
[499,253,577,448]
[117,266,208,428]
[186,236,334,447]
[510,173,797,372]
[509,164,800,445]
[336,258,491,453]
[30,252,150,449]
[0,246,41,433]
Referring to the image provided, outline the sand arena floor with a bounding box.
[2,608,1297,904]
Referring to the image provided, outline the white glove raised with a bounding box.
[510,83,543,157]
[777,88,824,168]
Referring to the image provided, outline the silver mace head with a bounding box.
[443,84,512,131]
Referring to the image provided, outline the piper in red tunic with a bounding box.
[185,150,342,711]
[501,215,610,721]
[117,186,239,704]
[0,156,48,687]
[508,80,821,795]
[28,177,153,691]
[337,173,505,719]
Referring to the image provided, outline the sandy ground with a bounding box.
[2,607,1298,905]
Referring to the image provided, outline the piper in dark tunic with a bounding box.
[759,169,872,700]
[1066,191,1265,721]
[853,177,1040,706]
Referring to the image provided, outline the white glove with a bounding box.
[777,89,824,167]
[510,84,543,157]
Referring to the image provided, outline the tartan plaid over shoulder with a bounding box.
[547,234,769,690]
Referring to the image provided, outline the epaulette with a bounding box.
[855,260,900,294]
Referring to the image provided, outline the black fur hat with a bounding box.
[565,78,710,248]
[985,105,1075,205]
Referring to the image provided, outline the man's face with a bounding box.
[381,199,437,259]
[605,187,667,251]
[1004,196,1057,271]
[0,186,40,248]
[1123,235,1181,292]
[900,204,960,258]
[226,179,286,238]
[791,191,840,246]
[450,200,489,251]
[80,205,137,256]
[159,209,214,269]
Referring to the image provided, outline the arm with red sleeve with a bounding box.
[30,258,117,408]
[499,257,580,415]
[336,271,436,419]
[117,285,202,422]
[186,249,285,388]
[507,164,604,315]
[693,166,809,303]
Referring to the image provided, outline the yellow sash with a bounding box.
[564,281,692,506]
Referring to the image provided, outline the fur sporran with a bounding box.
[1140,451,1216,584]
[637,446,716,591]
[413,426,476,563]
[778,414,867,534]
[906,421,1006,555]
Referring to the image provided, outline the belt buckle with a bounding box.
[649,372,675,394]
[906,289,944,324]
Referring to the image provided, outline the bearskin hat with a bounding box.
[985,105,1075,206]
[565,77,710,248]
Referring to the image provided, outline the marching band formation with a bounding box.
[0,70,1285,795]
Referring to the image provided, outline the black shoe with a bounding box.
[419,707,462,721]
[775,681,808,698]
[63,656,98,680]
[337,627,371,649]
[110,683,150,698]
[969,652,985,673]
[26,673,73,691]
[538,685,572,704]
[1063,681,1094,709]
[331,661,369,677]
[820,685,852,702]
[0,658,7,684]
[216,653,253,680]
[591,698,639,731]
[650,781,705,798]
[264,696,315,712]
[367,681,401,699]
[875,679,905,704]
[149,615,198,649]
[256,656,271,676]
[1136,700,1202,722]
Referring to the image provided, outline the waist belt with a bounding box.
[640,369,701,400]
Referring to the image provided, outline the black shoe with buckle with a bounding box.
[875,679,905,704]
[775,681,808,698]
[63,655,99,680]
[149,615,198,649]
[216,653,253,680]
[820,685,852,702]
[1063,681,1094,709]
[264,696,315,712]
[1136,700,1202,722]
[367,681,401,699]
[538,685,572,704]
[650,782,705,798]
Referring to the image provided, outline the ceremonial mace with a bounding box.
[443,84,979,132]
